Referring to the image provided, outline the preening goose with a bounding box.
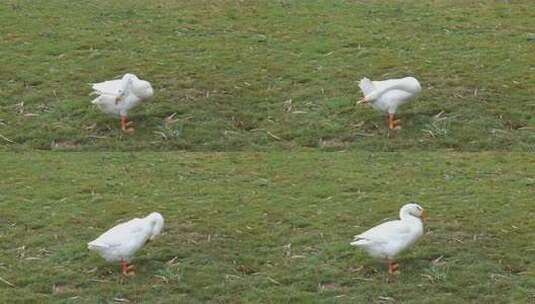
[90,73,154,133]
[357,77,421,130]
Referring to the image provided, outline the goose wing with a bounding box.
[88,218,147,248]
[352,220,410,245]
[92,79,123,96]
[364,77,421,101]
[91,73,138,96]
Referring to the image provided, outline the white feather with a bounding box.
[92,79,124,96]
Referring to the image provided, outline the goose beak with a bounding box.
[420,209,427,222]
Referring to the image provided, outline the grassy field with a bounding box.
[0,153,533,303]
[1,0,534,151]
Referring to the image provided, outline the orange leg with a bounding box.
[120,116,128,131]
[120,259,129,275]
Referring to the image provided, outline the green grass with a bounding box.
[1,0,534,151]
[0,153,533,303]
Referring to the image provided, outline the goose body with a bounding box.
[88,212,164,274]
[357,77,421,129]
[90,73,153,132]
[350,203,425,273]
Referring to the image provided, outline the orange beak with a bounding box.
[420,209,427,223]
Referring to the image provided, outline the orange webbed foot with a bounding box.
[387,260,400,274]
[388,114,402,130]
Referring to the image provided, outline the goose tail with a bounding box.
[350,237,369,247]
[87,240,108,251]
[358,77,375,96]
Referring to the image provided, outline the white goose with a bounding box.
[350,203,425,274]
[90,73,154,133]
[88,212,164,275]
[357,77,421,130]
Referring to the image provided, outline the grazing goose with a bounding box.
[350,203,425,274]
[88,212,164,275]
[357,77,421,130]
[90,73,154,133]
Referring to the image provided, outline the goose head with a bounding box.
[146,212,164,240]
[399,203,425,222]
[132,80,154,100]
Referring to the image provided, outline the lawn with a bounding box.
[0,153,533,303]
[1,0,534,151]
